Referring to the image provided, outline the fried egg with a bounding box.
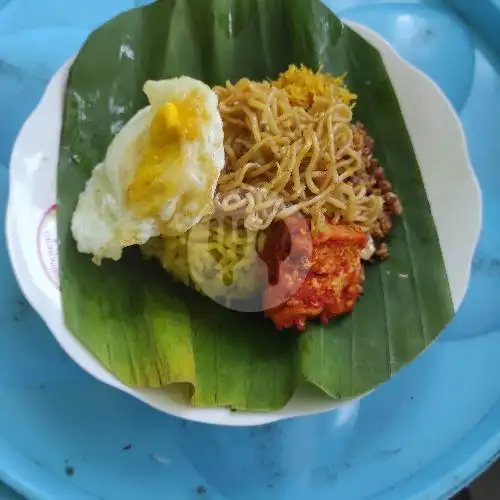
[71,76,224,262]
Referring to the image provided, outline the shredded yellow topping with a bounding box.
[272,64,357,108]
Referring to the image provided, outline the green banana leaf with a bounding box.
[57,0,453,411]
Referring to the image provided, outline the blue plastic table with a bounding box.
[1,1,500,499]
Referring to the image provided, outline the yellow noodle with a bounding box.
[215,69,385,232]
[150,66,388,297]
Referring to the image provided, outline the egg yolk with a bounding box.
[126,91,206,218]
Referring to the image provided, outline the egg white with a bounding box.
[71,76,225,262]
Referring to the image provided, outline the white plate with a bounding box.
[5,22,482,426]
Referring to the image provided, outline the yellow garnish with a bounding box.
[273,64,357,108]
[127,91,207,217]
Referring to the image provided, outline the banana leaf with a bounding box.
[57,0,453,411]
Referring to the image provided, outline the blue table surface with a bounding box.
[1,1,500,499]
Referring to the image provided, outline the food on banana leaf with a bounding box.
[72,65,403,330]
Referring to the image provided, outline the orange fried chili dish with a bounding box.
[261,217,368,331]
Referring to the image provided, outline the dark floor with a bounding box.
[455,460,500,499]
